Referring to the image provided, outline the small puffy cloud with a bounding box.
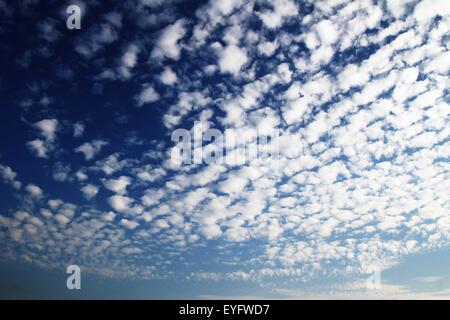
[119,44,140,78]
[94,153,132,176]
[204,64,217,75]
[218,44,248,76]
[154,219,170,230]
[9,229,23,242]
[73,122,85,137]
[211,0,241,15]
[257,40,278,56]
[37,19,60,43]
[159,67,177,85]
[48,199,63,209]
[101,211,116,222]
[52,162,71,182]
[27,119,59,158]
[315,19,339,46]
[81,184,99,200]
[75,139,108,160]
[136,167,166,182]
[120,218,139,230]
[304,115,329,144]
[200,224,222,239]
[413,0,450,22]
[136,84,160,106]
[14,210,30,221]
[102,176,131,194]
[108,195,133,212]
[225,227,249,242]
[282,99,309,125]
[277,62,292,83]
[33,119,59,141]
[257,0,298,29]
[151,19,186,60]
[54,214,70,225]
[75,12,122,59]
[386,0,415,18]
[26,184,43,198]
[0,164,21,189]
[267,220,284,240]
[75,170,88,181]
[218,175,248,195]
[27,139,48,158]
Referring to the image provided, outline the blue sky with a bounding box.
[0,0,449,299]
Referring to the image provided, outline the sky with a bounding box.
[0,0,449,299]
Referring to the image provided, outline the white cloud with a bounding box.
[102,176,131,194]
[218,175,248,195]
[386,0,415,18]
[81,184,99,200]
[52,162,71,182]
[315,19,339,46]
[0,164,21,189]
[151,19,186,60]
[159,67,177,85]
[27,139,48,158]
[108,195,133,212]
[200,224,222,239]
[9,229,23,242]
[136,84,160,106]
[277,63,292,84]
[101,211,116,222]
[119,44,140,78]
[33,119,59,141]
[73,122,85,137]
[162,91,211,128]
[225,227,249,242]
[26,184,43,198]
[267,220,283,240]
[257,40,278,57]
[48,199,63,209]
[137,167,166,183]
[257,0,298,29]
[54,214,70,225]
[282,98,309,125]
[75,12,122,59]
[211,0,241,16]
[120,218,139,230]
[75,139,108,160]
[413,0,450,22]
[218,44,248,76]
[75,170,88,181]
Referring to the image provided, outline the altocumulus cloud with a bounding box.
[0,0,448,297]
